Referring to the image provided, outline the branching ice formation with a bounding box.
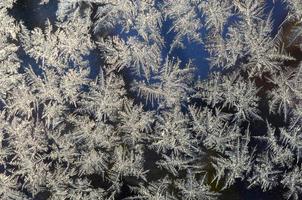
[0,0,302,199]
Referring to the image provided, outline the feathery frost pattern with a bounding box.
[1,0,302,199]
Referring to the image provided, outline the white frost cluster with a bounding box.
[0,0,302,199]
